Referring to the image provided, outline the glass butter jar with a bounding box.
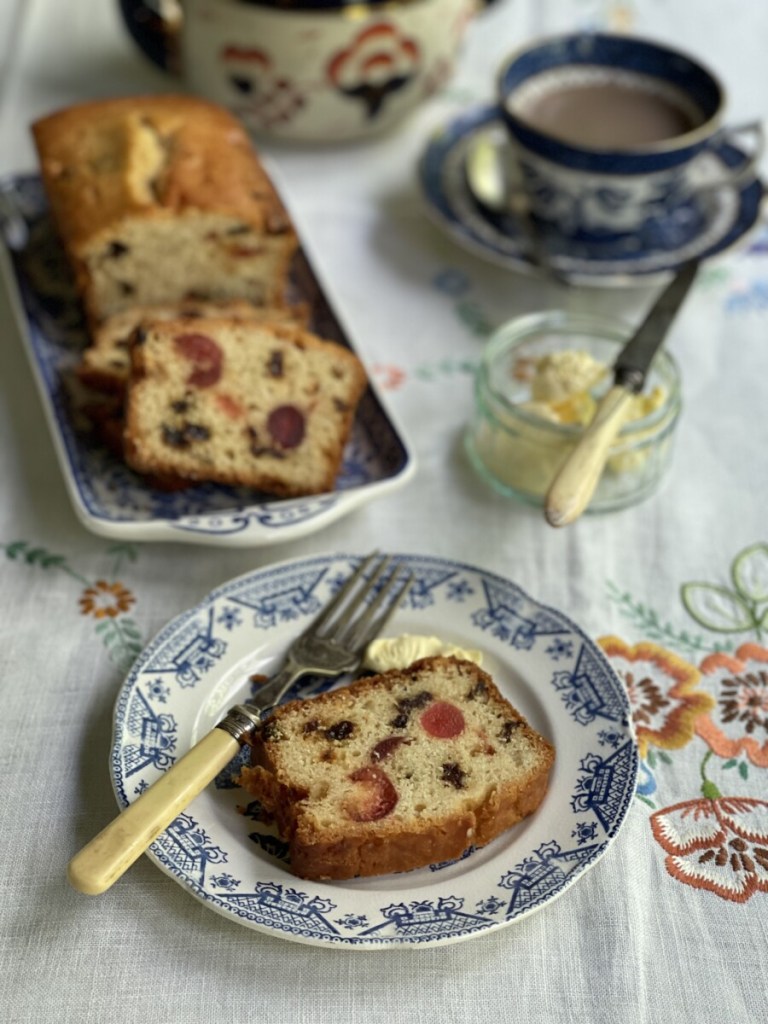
[465,311,682,514]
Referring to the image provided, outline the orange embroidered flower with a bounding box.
[598,636,714,759]
[79,580,136,619]
[650,796,768,902]
[696,643,768,767]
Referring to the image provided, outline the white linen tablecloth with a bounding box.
[1,2,767,1022]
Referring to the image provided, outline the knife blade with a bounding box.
[544,262,698,527]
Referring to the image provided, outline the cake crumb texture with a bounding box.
[77,298,308,394]
[239,655,555,880]
[123,316,368,496]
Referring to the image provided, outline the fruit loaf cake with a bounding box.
[31,94,298,324]
[123,316,368,496]
[238,655,555,880]
[77,297,309,394]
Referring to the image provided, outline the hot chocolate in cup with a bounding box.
[496,33,763,250]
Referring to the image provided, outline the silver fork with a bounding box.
[68,553,412,895]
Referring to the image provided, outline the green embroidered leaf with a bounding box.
[108,543,138,562]
[119,618,142,640]
[40,554,66,568]
[731,542,768,602]
[605,579,733,655]
[739,761,749,780]
[657,751,673,765]
[109,647,134,671]
[714,639,736,653]
[416,359,478,381]
[4,540,29,559]
[24,547,51,564]
[681,582,755,633]
[455,299,493,337]
[722,759,738,769]
[701,779,722,800]
[646,749,657,769]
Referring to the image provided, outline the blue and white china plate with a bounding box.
[419,105,765,286]
[111,552,638,948]
[0,174,415,547]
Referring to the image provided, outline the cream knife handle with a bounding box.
[545,384,634,528]
[67,727,240,895]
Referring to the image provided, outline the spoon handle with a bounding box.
[544,385,633,527]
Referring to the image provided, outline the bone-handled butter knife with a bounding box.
[545,261,698,527]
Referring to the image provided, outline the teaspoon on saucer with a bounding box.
[464,127,511,212]
[464,130,565,280]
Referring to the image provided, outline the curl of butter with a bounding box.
[363,634,484,673]
[530,350,607,403]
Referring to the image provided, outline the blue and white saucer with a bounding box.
[419,105,765,286]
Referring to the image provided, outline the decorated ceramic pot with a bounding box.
[118,0,478,141]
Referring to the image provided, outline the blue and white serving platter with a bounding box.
[111,552,639,948]
[419,105,765,287]
[0,174,415,547]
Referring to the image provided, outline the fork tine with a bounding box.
[341,566,413,651]
[309,552,382,634]
[314,554,392,638]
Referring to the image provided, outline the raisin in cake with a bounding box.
[123,317,367,496]
[238,656,555,880]
[32,94,297,324]
[77,298,309,394]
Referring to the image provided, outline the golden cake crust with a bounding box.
[32,94,291,251]
[32,94,298,322]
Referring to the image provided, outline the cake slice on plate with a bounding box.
[239,655,555,880]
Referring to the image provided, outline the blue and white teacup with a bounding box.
[495,32,763,250]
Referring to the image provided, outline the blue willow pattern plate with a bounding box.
[419,105,765,286]
[111,553,639,948]
[0,174,414,547]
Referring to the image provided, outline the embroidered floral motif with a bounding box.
[606,542,768,658]
[79,579,136,619]
[603,542,768,902]
[3,539,143,669]
[696,643,768,767]
[650,796,768,902]
[371,364,406,391]
[681,541,768,639]
[598,636,714,759]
